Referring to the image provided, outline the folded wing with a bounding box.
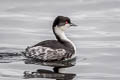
[25,46,66,61]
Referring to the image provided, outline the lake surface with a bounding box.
[0,0,120,80]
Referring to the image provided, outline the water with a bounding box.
[0,0,120,80]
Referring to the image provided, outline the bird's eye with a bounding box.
[65,21,68,24]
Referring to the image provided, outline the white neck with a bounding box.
[54,26,69,41]
[54,26,76,53]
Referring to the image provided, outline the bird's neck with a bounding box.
[53,26,70,42]
[53,26,76,51]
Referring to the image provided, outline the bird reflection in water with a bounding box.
[24,58,76,80]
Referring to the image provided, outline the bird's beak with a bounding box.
[70,23,77,26]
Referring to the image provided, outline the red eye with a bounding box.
[65,21,68,24]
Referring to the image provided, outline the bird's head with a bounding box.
[52,16,77,31]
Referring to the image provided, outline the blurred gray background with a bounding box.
[0,0,120,80]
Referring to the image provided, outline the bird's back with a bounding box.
[33,40,66,49]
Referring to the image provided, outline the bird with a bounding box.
[24,16,77,62]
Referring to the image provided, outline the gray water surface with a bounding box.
[0,0,120,80]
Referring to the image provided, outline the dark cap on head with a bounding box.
[52,16,71,27]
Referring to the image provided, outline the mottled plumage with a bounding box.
[25,40,75,61]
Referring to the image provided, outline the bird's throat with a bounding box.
[53,27,69,42]
[53,27,76,52]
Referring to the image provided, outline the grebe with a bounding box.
[24,16,77,61]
